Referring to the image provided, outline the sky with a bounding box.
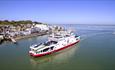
[0,0,115,24]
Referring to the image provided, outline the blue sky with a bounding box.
[0,0,115,24]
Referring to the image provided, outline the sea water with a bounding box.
[0,24,115,70]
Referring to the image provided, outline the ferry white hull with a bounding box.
[29,39,80,57]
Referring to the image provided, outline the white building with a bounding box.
[22,28,32,35]
[0,34,4,39]
[34,24,49,31]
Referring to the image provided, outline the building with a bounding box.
[34,24,49,31]
[0,34,4,39]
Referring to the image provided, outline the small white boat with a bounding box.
[29,30,80,57]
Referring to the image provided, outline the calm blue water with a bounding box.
[0,24,115,70]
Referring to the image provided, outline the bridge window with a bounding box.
[50,46,54,50]
[43,48,49,52]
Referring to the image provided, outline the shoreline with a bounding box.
[14,32,49,41]
[0,31,51,44]
[0,20,64,44]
